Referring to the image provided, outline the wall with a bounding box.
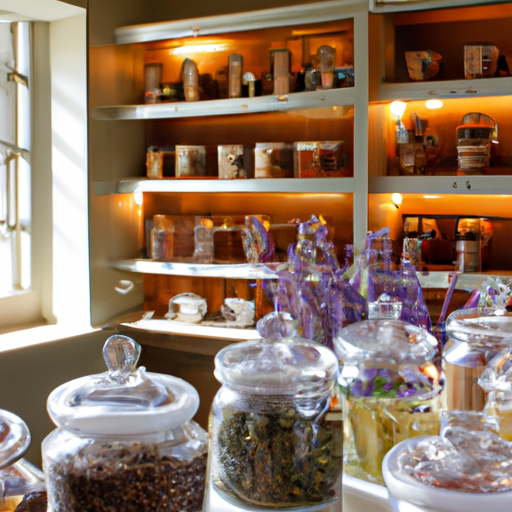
[0,329,109,467]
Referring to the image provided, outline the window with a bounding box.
[0,2,89,335]
[0,22,31,296]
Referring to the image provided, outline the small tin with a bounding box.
[254,142,294,178]
[176,145,206,177]
[217,145,251,179]
[294,141,345,177]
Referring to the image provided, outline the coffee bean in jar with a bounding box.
[42,334,208,512]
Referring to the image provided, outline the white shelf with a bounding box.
[369,0,508,14]
[369,176,512,195]
[122,318,260,342]
[93,177,356,195]
[376,76,512,102]
[114,0,362,44]
[91,88,355,121]
[112,259,286,280]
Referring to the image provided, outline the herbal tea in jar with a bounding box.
[42,334,208,512]
[334,319,444,485]
[211,312,342,509]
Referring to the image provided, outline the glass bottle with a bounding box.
[445,308,512,412]
[151,214,174,261]
[479,347,512,441]
[210,312,342,509]
[334,318,444,485]
[193,218,214,263]
[42,334,208,512]
[228,54,243,98]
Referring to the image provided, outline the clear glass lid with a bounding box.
[446,308,512,348]
[214,312,339,396]
[334,319,438,365]
[0,409,30,469]
[47,334,199,436]
[334,319,442,400]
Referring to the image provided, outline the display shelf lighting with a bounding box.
[391,193,402,209]
[425,99,443,110]
[172,43,227,55]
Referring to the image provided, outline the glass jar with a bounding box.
[479,347,512,441]
[0,409,46,512]
[445,308,512,413]
[210,312,342,510]
[334,319,444,485]
[42,334,208,512]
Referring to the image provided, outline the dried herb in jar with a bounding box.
[215,397,342,507]
[47,441,206,512]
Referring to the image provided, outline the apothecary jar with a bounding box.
[445,308,512,413]
[210,312,342,510]
[42,334,208,512]
[334,319,444,485]
[0,408,46,511]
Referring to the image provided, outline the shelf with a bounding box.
[369,176,512,195]
[112,259,287,280]
[93,177,356,195]
[91,88,355,121]
[376,76,512,102]
[369,0,507,14]
[114,0,360,44]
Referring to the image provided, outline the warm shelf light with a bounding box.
[389,101,407,119]
[172,43,227,55]
[134,192,143,206]
[391,193,403,209]
[425,99,443,110]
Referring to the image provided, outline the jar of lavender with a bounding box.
[210,312,342,510]
[42,334,207,512]
[334,319,445,485]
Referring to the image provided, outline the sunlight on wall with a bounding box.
[50,13,89,326]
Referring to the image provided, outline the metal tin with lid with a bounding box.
[42,334,208,512]
[334,319,444,485]
[210,312,342,510]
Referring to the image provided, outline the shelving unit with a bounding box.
[88,0,512,333]
[367,1,512,262]
[87,0,369,327]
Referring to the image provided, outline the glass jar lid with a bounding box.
[0,409,30,469]
[214,312,338,396]
[334,319,438,365]
[47,334,199,436]
[446,308,512,348]
[334,319,442,400]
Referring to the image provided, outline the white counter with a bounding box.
[204,475,393,512]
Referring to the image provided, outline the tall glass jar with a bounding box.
[334,319,444,485]
[445,308,512,412]
[0,409,46,512]
[479,347,512,441]
[42,334,208,512]
[210,312,342,510]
